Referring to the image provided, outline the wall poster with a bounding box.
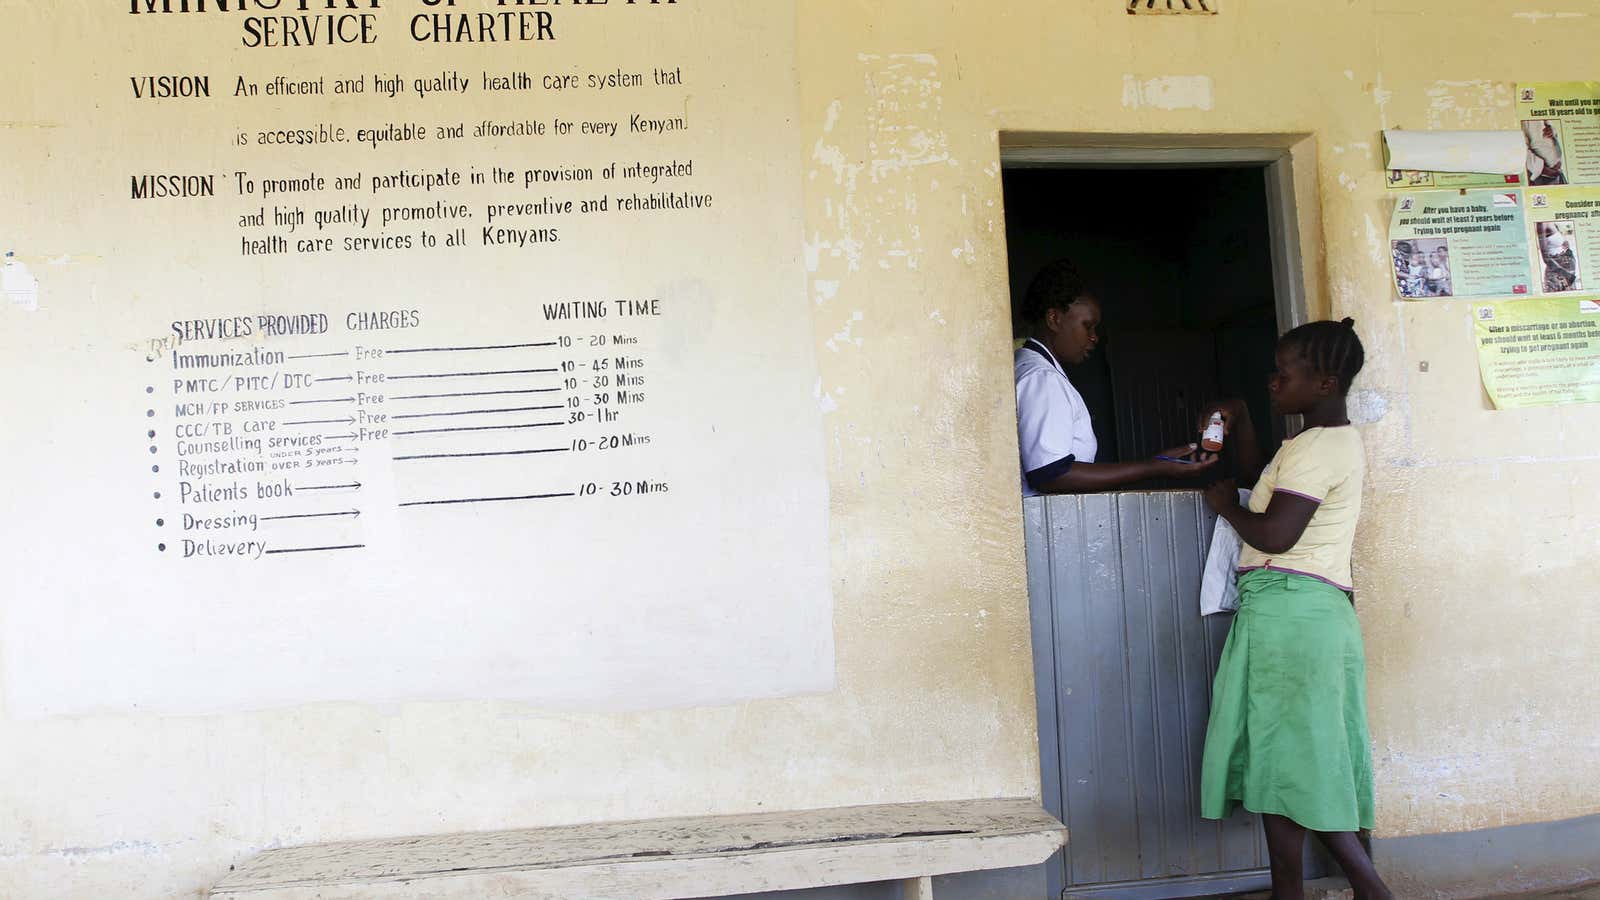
[1516,82,1600,187]
[1522,185,1600,295]
[1475,298,1600,409]
[1385,169,1520,192]
[1389,189,1531,299]
[0,2,834,716]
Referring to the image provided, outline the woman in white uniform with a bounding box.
[1015,260,1226,495]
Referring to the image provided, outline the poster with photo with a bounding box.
[1389,189,1531,299]
[1516,83,1600,186]
[1534,220,1582,293]
[1391,237,1456,298]
[1523,186,1600,295]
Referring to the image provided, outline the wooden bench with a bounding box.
[209,798,1066,900]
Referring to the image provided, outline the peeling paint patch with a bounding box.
[1424,80,1514,130]
[1512,11,1587,23]
[1121,75,1214,111]
[821,99,841,133]
[861,53,952,183]
[1371,74,1393,129]
[807,54,953,276]
[1365,214,1386,264]
[43,840,163,859]
[825,311,866,353]
[813,378,839,414]
[812,279,840,307]
[3,252,40,311]
[1349,389,1391,425]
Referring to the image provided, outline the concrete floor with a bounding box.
[1493,885,1600,900]
[1227,879,1600,900]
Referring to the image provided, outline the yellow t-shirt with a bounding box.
[1237,426,1365,591]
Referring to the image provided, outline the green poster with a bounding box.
[1385,169,1521,192]
[1475,297,1600,408]
[1516,82,1600,186]
[1524,186,1600,294]
[1391,189,1531,299]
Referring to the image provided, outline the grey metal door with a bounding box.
[1024,491,1309,899]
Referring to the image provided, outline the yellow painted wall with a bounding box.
[801,0,1600,842]
[3,2,1599,897]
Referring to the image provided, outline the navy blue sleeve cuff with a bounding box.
[1025,454,1076,492]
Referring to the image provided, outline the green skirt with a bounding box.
[1200,570,1376,832]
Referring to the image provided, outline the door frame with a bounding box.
[999,134,1320,900]
[999,136,1318,336]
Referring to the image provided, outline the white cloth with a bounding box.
[1014,339,1097,497]
[1201,488,1252,616]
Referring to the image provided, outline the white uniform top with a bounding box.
[1014,338,1098,497]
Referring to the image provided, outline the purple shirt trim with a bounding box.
[1236,564,1353,593]
[1272,488,1324,504]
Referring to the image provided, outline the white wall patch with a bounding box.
[1121,75,1214,111]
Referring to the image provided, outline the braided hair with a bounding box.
[1018,259,1092,329]
[1281,318,1365,393]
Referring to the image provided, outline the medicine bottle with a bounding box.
[1201,412,1225,453]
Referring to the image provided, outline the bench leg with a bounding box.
[900,876,933,900]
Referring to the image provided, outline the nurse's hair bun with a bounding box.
[1020,259,1091,326]
[1340,317,1356,328]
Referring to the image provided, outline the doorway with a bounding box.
[1001,144,1317,899]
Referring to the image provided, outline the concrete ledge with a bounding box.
[1374,813,1600,898]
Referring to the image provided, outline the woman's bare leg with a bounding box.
[1262,814,1306,900]
[1313,830,1393,900]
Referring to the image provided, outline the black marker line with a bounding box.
[261,510,361,522]
[393,422,565,437]
[388,368,559,380]
[391,388,561,401]
[288,352,351,360]
[297,482,362,492]
[391,405,564,420]
[394,448,570,462]
[387,342,558,354]
[266,544,366,555]
[289,397,357,406]
[282,417,355,427]
[400,493,574,508]
[316,376,354,383]
[320,432,358,441]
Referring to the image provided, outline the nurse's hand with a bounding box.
[1151,444,1218,478]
